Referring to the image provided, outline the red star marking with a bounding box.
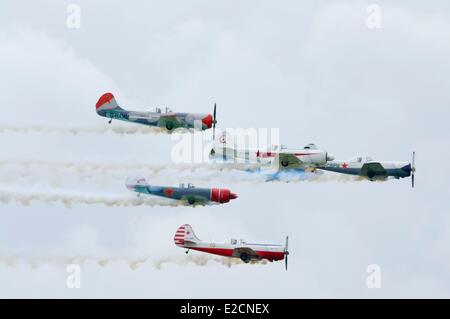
[342,162,348,169]
[164,188,174,197]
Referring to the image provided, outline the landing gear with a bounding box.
[166,122,174,131]
[281,160,289,167]
[188,198,195,205]
[108,118,112,124]
[185,249,189,254]
[240,254,250,263]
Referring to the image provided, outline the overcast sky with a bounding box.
[0,0,449,298]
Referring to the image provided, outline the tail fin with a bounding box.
[174,224,200,247]
[211,131,237,160]
[96,92,123,113]
[215,131,230,147]
[125,177,148,190]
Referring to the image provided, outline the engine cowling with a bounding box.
[211,188,238,203]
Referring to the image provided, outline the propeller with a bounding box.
[213,103,217,141]
[284,236,289,271]
[411,151,416,188]
[210,103,217,158]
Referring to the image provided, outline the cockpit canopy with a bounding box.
[265,144,286,151]
[179,183,195,189]
[153,107,172,114]
[346,156,373,163]
[304,143,317,150]
[230,238,246,245]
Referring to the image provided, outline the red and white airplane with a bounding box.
[174,224,290,270]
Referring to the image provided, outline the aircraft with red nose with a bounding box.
[126,178,237,206]
[174,224,290,270]
[96,93,216,132]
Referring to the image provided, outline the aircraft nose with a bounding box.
[202,114,213,129]
[402,163,412,176]
[230,193,238,200]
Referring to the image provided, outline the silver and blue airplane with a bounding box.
[126,178,238,205]
[317,152,416,187]
[96,93,216,132]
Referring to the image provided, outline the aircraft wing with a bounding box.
[158,114,183,129]
[127,112,161,124]
[360,162,387,177]
[271,153,303,170]
[159,114,178,120]
[232,247,260,259]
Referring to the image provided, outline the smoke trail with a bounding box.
[0,124,175,135]
[0,159,267,188]
[0,254,151,270]
[0,159,262,175]
[0,254,265,269]
[153,255,268,269]
[0,158,371,186]
[0,188,187,208]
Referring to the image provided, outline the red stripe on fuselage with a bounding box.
[188,247,285,261]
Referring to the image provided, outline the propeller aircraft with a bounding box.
[318,152,416,187]
[210,131,334,173]
[96,93,217,132]
[174,224,290,270]
[126,178,238,205]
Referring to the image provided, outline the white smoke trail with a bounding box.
[154,255,268,269]
[0,254,150,270]
[0,124,174,135]
[0,254,265,269]
[0,159,267,188]
[0,158,370,186]
[0,187,186,208]
[0,159,262,175]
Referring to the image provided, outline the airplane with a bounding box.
[174,224,290,270]
[210,131,334,172]
[95,92,217,132]
[317,152,416,187]
[126,178,238,205]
